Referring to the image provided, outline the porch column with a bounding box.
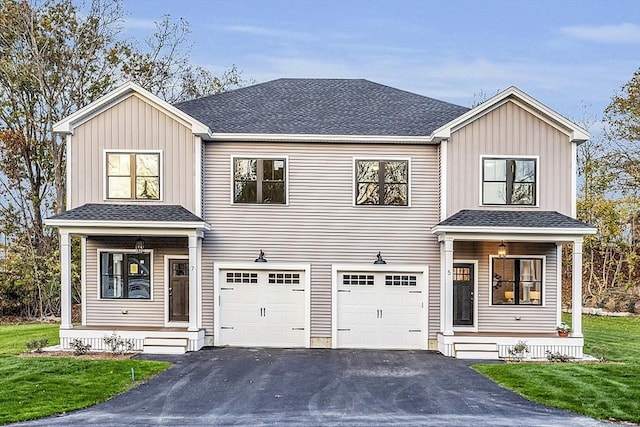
[60,231,72,330]
[571,239,583,337]
[188,233,199,332]
[443,237,454,336]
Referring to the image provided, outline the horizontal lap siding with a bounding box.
[85,237,187,326]
[70,94,197,211]
[454,241,558,333]
[202,142,441,339]
[447,101,573,217]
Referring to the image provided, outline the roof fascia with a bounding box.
[206,133,435,144]
[431,86,590,143]
[45,218,212,231]
[431,225,597,236]
[53,81,211,138]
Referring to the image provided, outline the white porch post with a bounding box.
[443,237,454,336]
[571,239,583,337]
[188,233,199,332]
[60,231,73,330]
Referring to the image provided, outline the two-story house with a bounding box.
[46,79,596,359]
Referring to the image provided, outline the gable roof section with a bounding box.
[46,203,210,230]
[174,78,470,138]
[432,210,597,236]
[53,82,211,138]
[432,86,589,143]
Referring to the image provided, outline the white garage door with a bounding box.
[335,270,426,350]
[218,269,306,347]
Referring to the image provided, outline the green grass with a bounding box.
[0,323,170,424]
[474,314,640,423]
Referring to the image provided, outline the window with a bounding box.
[226,272,258,284]
[343,274,374,286]
[385,275,417,286]
[482,158,536,205]
[234,158,286,204]
[356,160,408,206]
[492,258,542,305]
[268,272,301,284]
[100,252,151,299]
[106,152,160,200]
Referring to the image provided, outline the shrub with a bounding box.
[546,350,573,363]
[103,332,134,354]
[25,338,49,353]
[70,338,92,356]
[507,340,529,362]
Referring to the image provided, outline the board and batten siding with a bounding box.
[455,241,558,332]
[447,100,574,217]
[201,142,442,340]
[84,237,187,327]
[69,93,198,211]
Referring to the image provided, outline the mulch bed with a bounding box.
[18,351,135,360]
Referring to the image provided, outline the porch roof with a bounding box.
[432,210,597,239]
[45,203,211,231]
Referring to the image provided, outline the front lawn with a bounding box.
[474,314,640,423]
[0,323,170,424]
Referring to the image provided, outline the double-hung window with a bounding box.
[106,152,160,200]
[492,257,542,305]
[355,160,408,206]
[482,157,536,205]
[100,252,151,299]
[234,158,286,204]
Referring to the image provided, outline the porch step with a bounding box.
[143,337,188,354]
[454,342,499,360]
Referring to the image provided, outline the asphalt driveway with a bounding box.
[15,348,605,426]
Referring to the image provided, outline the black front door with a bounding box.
[169,259,189,322]
[453,263,474,326]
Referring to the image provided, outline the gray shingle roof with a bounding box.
[48,204,205,223]
[437,210,594,228]
[174,78,469,136]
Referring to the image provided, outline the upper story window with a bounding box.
[482,157,536,205]
[492,257,542,306]
[355,160,408,206]
[234,158,286,204]
[100,252,151,299]
[106,152,160,200]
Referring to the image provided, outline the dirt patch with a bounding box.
[18,351,135,360]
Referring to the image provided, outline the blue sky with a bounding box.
[122,0,640,128]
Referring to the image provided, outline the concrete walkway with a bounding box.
[14,348,606,426]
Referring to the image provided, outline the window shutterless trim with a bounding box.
[96,249,154,301]
[229,155,289,205]
[479,155,539,207]
[103,150,163,201]
[352,157,411,207]
[489,255,545,306]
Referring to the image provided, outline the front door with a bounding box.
[453,263,474,326]
[169,259,189,322]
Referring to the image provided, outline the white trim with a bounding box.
[432,86,589,143]
[556,243,563,326]
[229,155,290,206]
[96,248,155,301]
[81,236,87,326]
[195,137,203,217]
[102,149,164,202]
[45,221,210,232]
[213,261,312,348]
[164,255,190,327]
[331,263,429,350]
[488,254,546,307]
[479,155,540,208]
[440,139,448,221]
[571,142,577,218]
[452,260,478,332]
[439,242,446,334]
[352,157,412,207]
[66,135,72,209]
[433,227,597,238]
[53,81,211,137]
[211,133,434,144]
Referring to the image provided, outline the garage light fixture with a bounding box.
[135,237,145,253]
[374,251,386,264]
[255,250,267,262]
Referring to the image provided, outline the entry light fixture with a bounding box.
[135,237,145,253]
[374,251,386,265]
[255,250,267,262]
[497,241,507,258]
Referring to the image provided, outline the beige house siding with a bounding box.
[446,101,573,217]
[69,93,198,211]
[84,237,187,327]
[201,142,441,340]
[454,241,558,333]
